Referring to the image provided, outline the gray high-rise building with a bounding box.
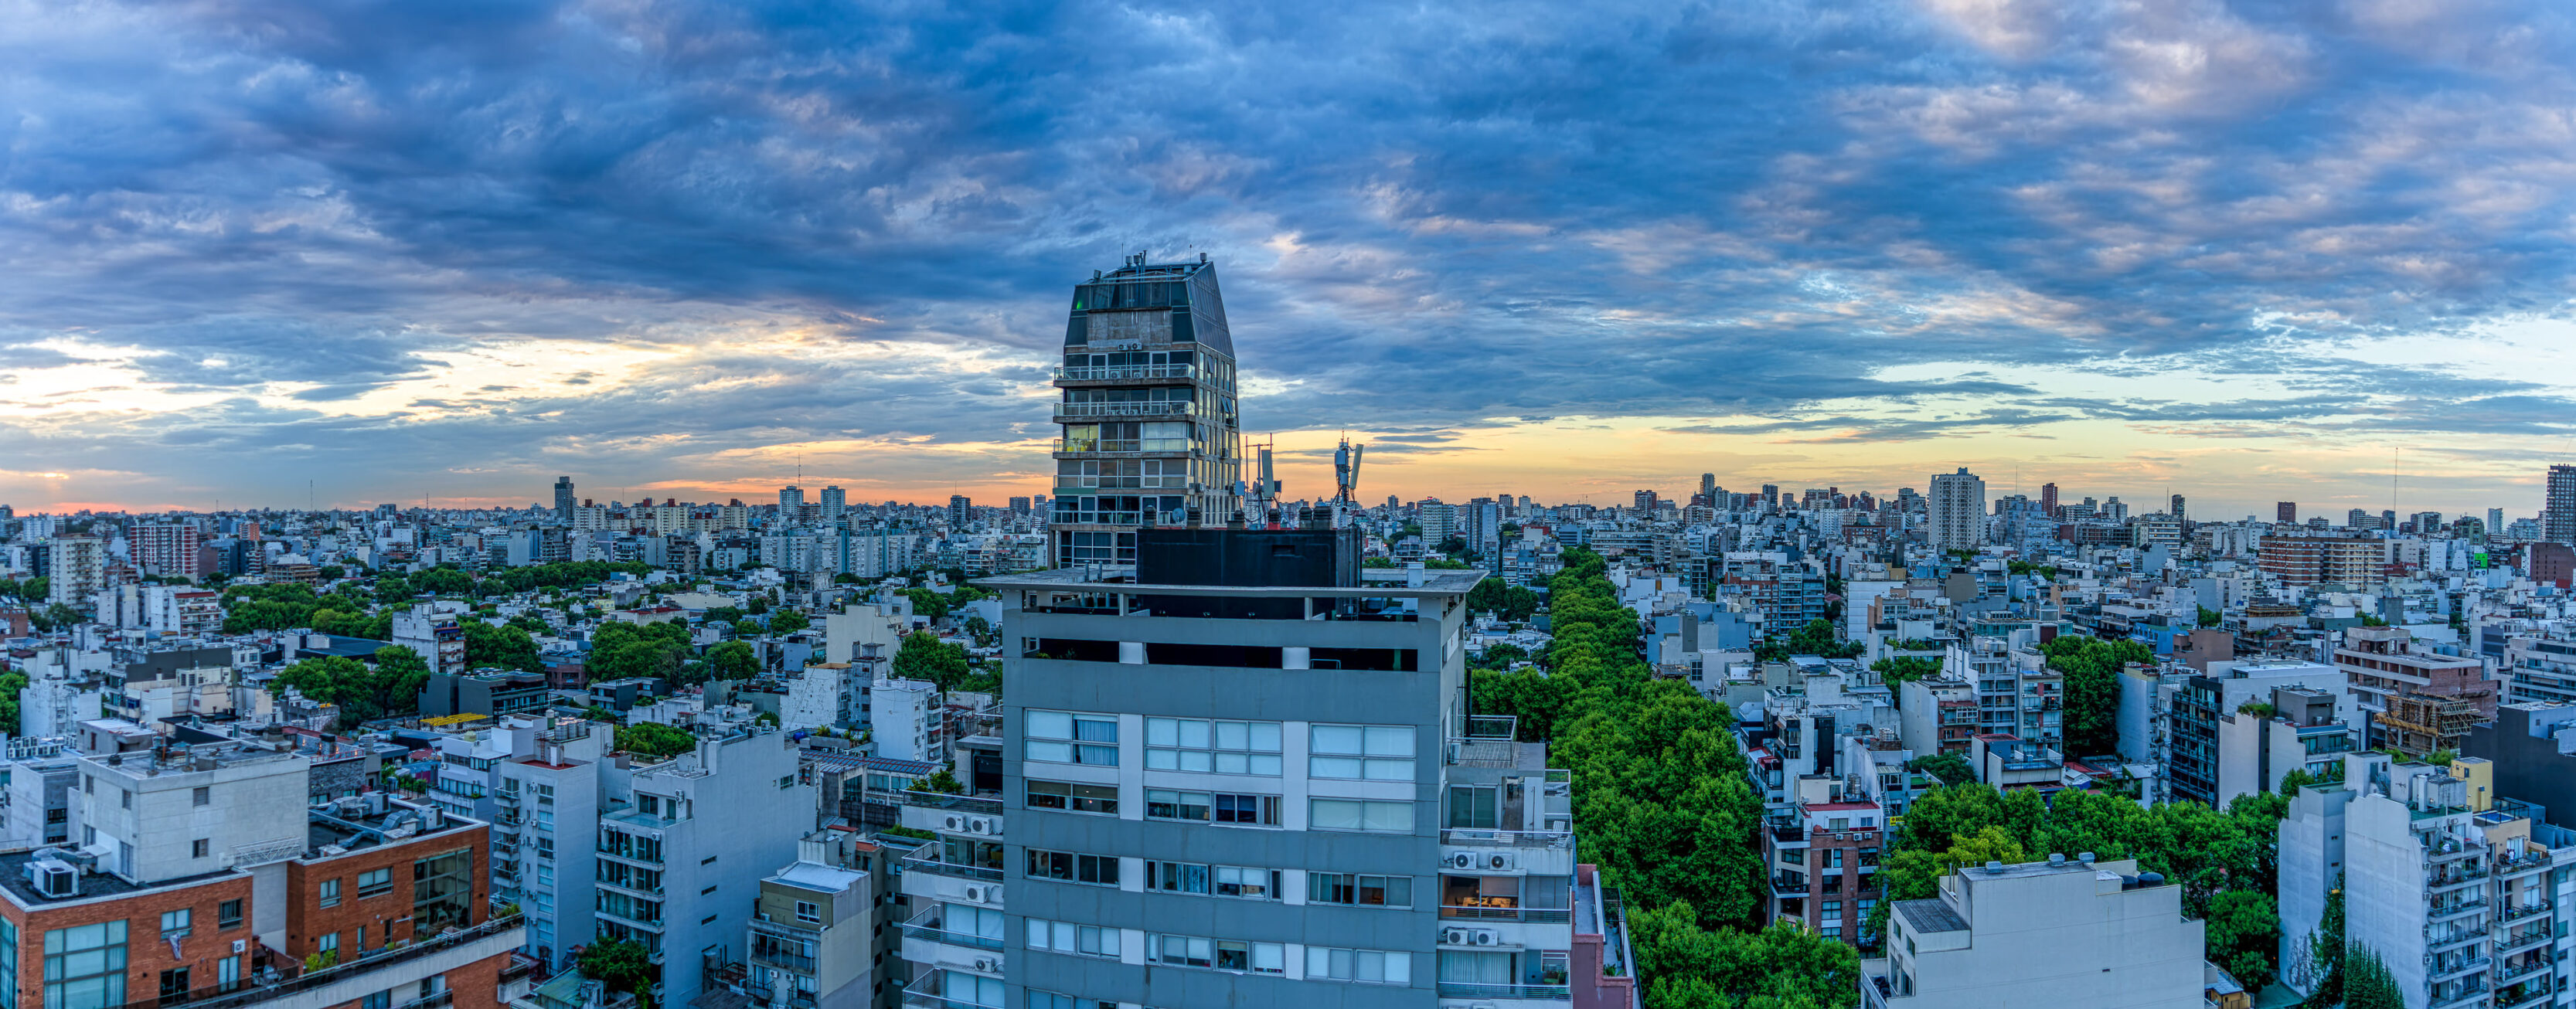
[950,494,974,530]
[554,476,577,517]
[1049,253,1243,567]
[894,528,1601,1009]
[820,484,847,523]
[1927,467,1986,552]
[2547,464,2576,544]
[780,484,805,518]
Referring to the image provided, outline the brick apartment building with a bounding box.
[0,739,526,1009]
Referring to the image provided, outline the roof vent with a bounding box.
[2047,853,2066,866]
[1983,860,2005,874]
[2138,871,2165,887]
[2077,851,2096,865]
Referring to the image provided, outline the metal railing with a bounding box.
[2499,900,2553,923]
[1054,364,1197,382]
[1440,905,1573,923]
[1052,401,1193,419]
[902,851,1005,883]
[900,790,1004,816]
[898,909,1006,950]
[109,915,522,1009]
[1434,982,1572,1001]
[901,973,1000,1009]
[1441,828,1574,849]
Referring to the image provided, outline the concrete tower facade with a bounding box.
[1050,253,1243,567]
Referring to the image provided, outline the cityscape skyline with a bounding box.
[7,2,2576,515]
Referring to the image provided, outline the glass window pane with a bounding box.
[1312,725,1363,755]
[1364,726,1414,757]
[1028,711,1071,741]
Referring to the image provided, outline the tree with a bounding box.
[1755,619,1863,662]
[1631,902,1860,1009]
[415,567,474,596]
[1465,579,1543,622]
[2298,879,2346,1007]
[2205,889,2281,992]
[615,722,699,759]
[2040,634,2151,756]
[913,768,965,794]
[1904,752,1975,787]
[463,621,542,671]
[1434,535,1469,556]
[1871,656,1941,697]
[767,609,811,634]
[0,670,26,735]
[577,938,655,1004]
[2343,943,2403,1009]
[706,640,760,681]
[962,614,998,647]
[2197,606,2222,628]
[892,632,971,690]
[270,648,430,729]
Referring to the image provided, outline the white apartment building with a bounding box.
[1860,855,2206,1009]
[490,716,613,969]
[1925,470,1985,554]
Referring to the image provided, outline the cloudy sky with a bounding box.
[5,0,2575,519]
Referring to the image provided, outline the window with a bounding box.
[1215,793,1281,826]
[944,904,1006,943]
[0,917,12,1009]
[1145,790,1210,821]
[157,969,189,1003]
[1026,711,1118,766]
[192,787,210,807]
[1446,785,1498,828]
[778,775,795,790]
[360,993,390,1009]
[192,839,209,858]
[1144,861,1279,899]
[1145,934,1212,968]
[1025,919,1121,957]
[1309,725,1417,780]
[1215,939,1285,973]
[1145,718,1281,774]
[120,790,130,810]
[218,900,242,929]
[941,972,1002,1009]
[160,909,191,939]
[1023,849,1119,886]
[795,901,820,924]
[1308,872,1412,908]
[411,848,475,938]
[1213,865,1276,899]
[1024,780,1117,815]
[353,868,392,899]
[1305,946,1411,984]
[1145,860,1210,895]
[1312,798,1414,833]
[318,878,342,908]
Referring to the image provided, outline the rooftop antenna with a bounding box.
[1332,433,1366,505]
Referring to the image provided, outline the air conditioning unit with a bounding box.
[1441,928,1471,945]
[1487,853,1513,871]
[944,815,963,831]
[26,859,77,899]
[974,958,997,973]
[1449,853,1474,869]
[1472,929,1499,946]
[968,817,992,835]
[963,886,985,903]
[231,939,247,954]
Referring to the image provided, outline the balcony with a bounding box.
[2429,899,2487,922]
[749,939,818,976]
[1052,401,1193,420]
[1054,364,1198,382]
[902,849,1005,884]
[2499,900,2552,924]
[2496,987,2551,1009]
[2494,960,2550,984]
[2495,929,2552,956]
[902,973,999,1009]
[899,908,1007,950]
[1434,982,1572,1001]
[1441,829,1574,849]
[2431,956,2491,982]
[103,915,524,1009]
[1439,905,1573,924]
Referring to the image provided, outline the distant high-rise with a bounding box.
[1700,472,1716,502]
[778,484,804,516]
[2547,464,2576,544]
[2347,508,2371,528]
[2489,508,2506,536]
[1927,467,1986,553]
[1008,496,1031,515]
[1633,489,1659,511]
[2277,501,2297,525]
[948,494,972,530]
[2170,494,2186,521]
[553,476,576,517]
[1050,252,1242,566]
[818,485,846,522]
[1385,494,1400,511]
[2039,482,2058,516]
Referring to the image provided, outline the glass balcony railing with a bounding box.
[1434,982,1572,1001]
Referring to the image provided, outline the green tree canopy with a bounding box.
[1756,619,1864,662]
[892,631,972,690]
[2039,634,2152,756]
[706,640,761,681]
[767,609,811,634]
[463,621,542,671]
[270,647,432,729]
[615,722,699,759]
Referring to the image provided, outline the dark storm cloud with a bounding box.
[5,0,2576,504]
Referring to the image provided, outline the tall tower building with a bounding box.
[2169,494,2186,521]
[819,484,846,523]
[2039,482,2058,517]
[1699,472,1716,503]
[949,494,973,531]
[1927,467,1987,553]
[779,484,805,518]
[553,476,576,517]
[2547,464,2576,545]
[2277,501,2297,525]
[1050,253,1242,566]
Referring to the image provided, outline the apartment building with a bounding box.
[130,524,204,579]
[1761,776,1886,948]
[593,725,816,1008]
[2499,635,2576,707]
[735,829,888,1009]
[488,718,613,969]
[1860,855,2207,1009]
[2,739,526,1009]
[47,536,107,609]
[2277,752,2576,1009]
[2164,661,2357,809]
[2335,627,2496,756]
[1942,638,2060,752]
[901,522,1616,1009]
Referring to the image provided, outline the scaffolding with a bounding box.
[2377,692,2481,757]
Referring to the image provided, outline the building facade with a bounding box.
[1049,254,1244,567]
